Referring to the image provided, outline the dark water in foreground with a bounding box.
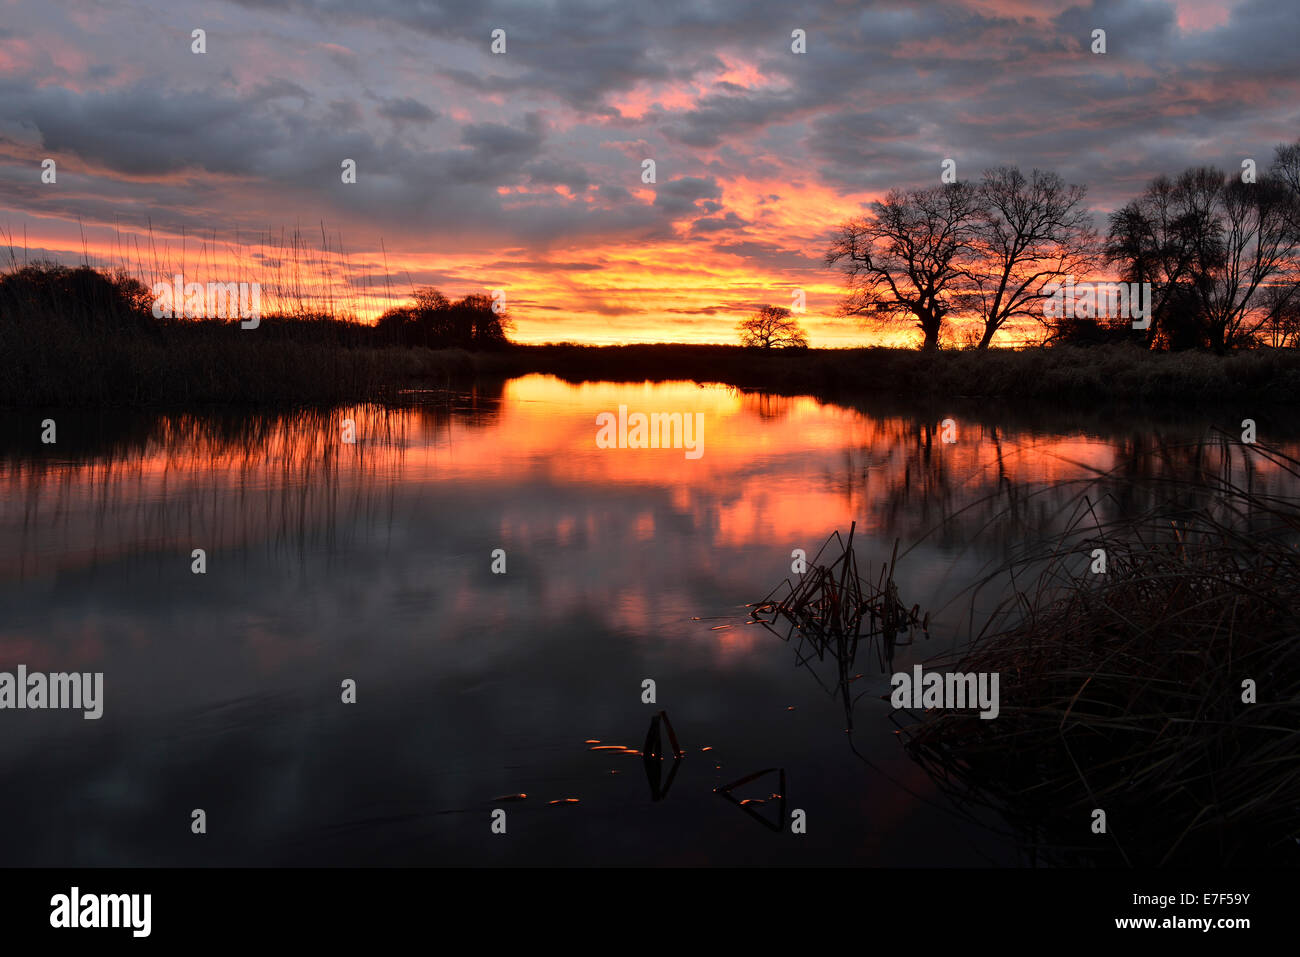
[0,376,1290,866]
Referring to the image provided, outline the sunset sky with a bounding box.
[2,0,1297,345]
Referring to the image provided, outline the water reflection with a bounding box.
[1,375,1296,865]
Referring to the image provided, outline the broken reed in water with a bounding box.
[749,523,926,731]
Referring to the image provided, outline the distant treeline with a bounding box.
[6,260,1300,408]
[0,261,512,349]
[826,138,1300,353]
[374,287,511,349]
[0,262,497,406]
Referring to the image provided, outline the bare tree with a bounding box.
[1198,172,1300,351]
[1272,140,1300,198]
[1107,158,1300,352]
[1260,283,1300,348]
[1104,175,1209,348]
[737,305,809,349]
[826,183,979,351]
[1263,140,1300,340]
[962,167,1096,348]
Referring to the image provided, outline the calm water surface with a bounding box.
[0,376,1289,865]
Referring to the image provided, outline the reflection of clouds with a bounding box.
[3,389,1299,703]
[13,376,1283,863]
[6,377,1300,632]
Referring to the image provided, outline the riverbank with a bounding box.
[473,343,1300,406]
[901,442,1300,865]
[7,320,1300,408]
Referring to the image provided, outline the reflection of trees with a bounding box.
[738,392,796,421]
[822,396,1300,552]
[794,432,1300,866]
[412,379,506,433]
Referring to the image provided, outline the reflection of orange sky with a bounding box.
[6,375,1299,671]
[6,374,1272,585]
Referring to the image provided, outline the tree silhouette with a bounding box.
[963,167,1096,349]
[826,183,979,351]
[1106,152,1300,353]
[738,305,808,349]
[375,286,512,348]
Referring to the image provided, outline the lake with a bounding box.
[0,375,1291,866]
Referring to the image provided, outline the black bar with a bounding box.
[2,867,1293,944]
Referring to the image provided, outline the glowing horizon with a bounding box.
[2,0,1290,348]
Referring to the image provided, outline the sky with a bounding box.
[1,0,1297,345]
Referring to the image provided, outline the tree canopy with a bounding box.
[738,305,809,349]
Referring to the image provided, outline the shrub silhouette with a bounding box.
[376,287,512,349]
[0,262,156,334]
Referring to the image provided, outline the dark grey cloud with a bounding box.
[1053,0,1179,52]
[689,211,748,235]
[373,95,438,124]
[461,113,543,155]
[523,159,592,193]
[652,175,722,215]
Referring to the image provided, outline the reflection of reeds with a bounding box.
[0,395,504,578]
[716,767,787,832]
[751,523,924,729]
[642,710,683,802]
[902,437,1300,865]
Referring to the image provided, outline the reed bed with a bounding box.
[0,318,475,406]
[0,231,478,406]
[902,437,1300,865]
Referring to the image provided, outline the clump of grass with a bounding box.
[901,437,1300,865]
